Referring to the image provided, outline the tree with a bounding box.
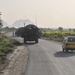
[58,27,63,30]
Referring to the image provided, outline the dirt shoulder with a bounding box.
[1,44,29,75]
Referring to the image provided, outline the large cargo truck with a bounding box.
[20,24,40,43]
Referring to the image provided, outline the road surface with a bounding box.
[24,39,75,75]
[5,33,75,75]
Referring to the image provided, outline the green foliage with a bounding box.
[0,35,15,61]
[58,27,63,30]
[41,29,75,42]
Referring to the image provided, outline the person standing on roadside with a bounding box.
[12,32,14,36]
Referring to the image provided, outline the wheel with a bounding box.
[65,50,68,52]
[63,48,65,52]
[35,39,38,43]
[71,50,74,52]
[24,38,26,43]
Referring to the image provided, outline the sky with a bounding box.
[0,0,75,28]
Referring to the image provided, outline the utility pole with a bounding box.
[35,16,37,26]
[0,12,1,19]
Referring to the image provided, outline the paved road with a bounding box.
[5,33,75,75]
[24,39,75,75]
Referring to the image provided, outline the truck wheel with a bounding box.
[24,38,26,43]
[35,39,38,43]
[63,48,65,52]
[65,50,68,52]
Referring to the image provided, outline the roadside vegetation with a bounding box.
[41,28,75,42]
[0,34,21,62]
[0,34,14,61]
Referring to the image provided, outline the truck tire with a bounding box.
[65,49,68,52]
[35,39,38,43]
[24,38,26,43]
[63,48,65,52]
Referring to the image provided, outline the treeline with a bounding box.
[41,28,75,42]
[2,27,16,32]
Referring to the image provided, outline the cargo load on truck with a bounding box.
[20,24,40,43]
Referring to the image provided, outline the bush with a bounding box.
[41,29,75,42]
[0,35,15,61]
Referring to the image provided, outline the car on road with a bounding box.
[62,36,75,52]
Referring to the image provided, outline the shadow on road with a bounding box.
[54,51,75,57]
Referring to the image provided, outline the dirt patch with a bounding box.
[0,45,29,75]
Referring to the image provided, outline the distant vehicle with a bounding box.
[20,24,40,43]
[62,36,75,52]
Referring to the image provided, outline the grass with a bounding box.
[0,34,21,62]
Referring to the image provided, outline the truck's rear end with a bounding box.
[22,24,39,43]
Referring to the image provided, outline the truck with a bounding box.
[20,24,40,43]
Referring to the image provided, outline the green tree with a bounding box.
[58,27,63,30]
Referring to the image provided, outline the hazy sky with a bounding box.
[0,0,75,28]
